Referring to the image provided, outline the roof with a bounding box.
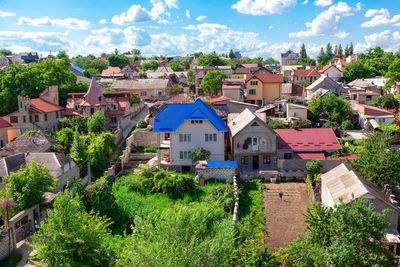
[81,77,107,107]
[245,74,284,83]
[319,64,341,73]
[357,104,394,116]
[0,117,12,129]
[294,152,325,160]
[223,84,242,90]
[210,96,230,103]
[205,161,238,169]
[30,98,64,113]
[294,68,321,77]
[0,132,58,157]
[274,128,341,151]
[228,108,273,138]
[240,63,258,68]
[306,75,343,92]
[101,66,121,76]
[154,98,227,133]
[111,79,170,91]
[321,163,399,210]
[70,66,85,74]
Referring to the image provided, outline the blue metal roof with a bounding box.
[70,66,85,74]
[205,161,238,169]
[153,98,227,133]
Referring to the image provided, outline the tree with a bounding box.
[130,93,140,104]
[351,132,400,187]
[2,161,56,210]
[306,160,323,177]
[88,132,115,177]
[344,44,350,57]
[338,44,343,56]
[317,47,330,65]
[0,49,12,56]
[291,118,311,128]
[385,59,400,89]
[142,60,159,71]
[87,111,106,133]
[326,43,333,59]
[187,69,195,85]
[169,61,184,71]
[371,94,399,110]
[30,192,115,267]
[162,84,184,96]
[0,197,16,255]
[198,52,228,66]
[333,44,338,56]
[299,43,307,59]
[56,51,70,65]
[70,130,88,165]
[342,61,373,83]
[349,42,354,55]
[107,54,129,68]
[131,48,141,55]
[229,49,236,59]
[267,119,286,129]
[138,72,148,79]
[53,127,74,153]
[200,70,227,96]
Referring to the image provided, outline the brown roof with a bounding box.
[294,69,321,77]
[30,98,64,113]
[0,132,58,157]
[240,63,258,68]
[101,66,121,76]
[0,117,12,129]
[319,64,341,73]
[245,74,283,83]
[81,77,107,107]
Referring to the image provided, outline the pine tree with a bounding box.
[334,44,338,56]
[338,44,343,57]
[317,47,330,65]
[300,43,307,59]
[70,130,88,164]
[229,49,236,59]
[326,43,333,59]
[349,42,354,55]
[345,44,350,57]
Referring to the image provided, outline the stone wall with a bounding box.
[196,167,237,182]
[128,130,158,148]
[278,159,344,178]
[232,176,239,224]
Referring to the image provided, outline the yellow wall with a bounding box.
[287,106,308,119]
[7,128,20,142]
[245,79,263,103]
[262,83,281,103]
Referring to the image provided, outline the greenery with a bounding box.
[0,49,12,56]
[1,161,56,210]
[138,71,148,79]
[267,119,286,129]
[385,58,400,89]
[87,111,106,133]
[71,56,108,75]
[351,132,400,188]
[0,252,22,267]
[370,94,399,110]
[107,54,129,68]
[131,146,157,153]
[379,124,400,134]
[162,84,184,96]
[52,127,74,153]
[141,60,159,71]
[130,92,140,104]
[306,160,322,177]
[290,118,311,128]
[136,120,147,129]
[198,52,228,66]
[187,69,195,85]
[207,183,236,213]
[88,132,116,177]
[200,70,227,96]
[191,148,211,163]
[280,198,395,266]
[30,192,116,267]
[169,61,184,71]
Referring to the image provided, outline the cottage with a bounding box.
[245,74,284,106]
[354,103,394,129]
[111,79,171,100]
[2,86,64,134]
[306,75,343,99]
[0,118,11,149]
[334,51,347,71]
[318,64,342,81]
[153,99,226,172]
[280,83,304,102]
[321,163,399,229]
[100,66,124,82]
[222,78,245,101]
[0,152,80,193]
[293,68,321,85]
[228,109,277,172]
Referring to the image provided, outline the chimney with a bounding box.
[9,149,14,156]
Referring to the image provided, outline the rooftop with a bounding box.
[30,98,64,113]
[294,68,321,77]
[0,117,12,129]
[245,74,284,83]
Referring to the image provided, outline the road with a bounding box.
[122,104,149,137]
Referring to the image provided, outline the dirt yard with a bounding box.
[263,182,310,251]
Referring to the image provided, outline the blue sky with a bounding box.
[0,0,400,58]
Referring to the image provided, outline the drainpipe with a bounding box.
[157,133,161,169]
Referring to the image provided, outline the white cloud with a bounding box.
[99,19,107,24]
[361,8,400,28]
[111,5,152,25]
[0,10,16,17]
[18,16,90,30]
[196,15,206,21]
[289,2,360,38]
[355,30,400,53]
[314,0,332,7]
[302,0,309,4]
[268,25,274,29]
[186,9,191,19]
[231,0,297,15]
[164,0,179,8]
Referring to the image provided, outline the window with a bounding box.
[113,104,117,110]
[250,81,258,86]
[0,140,3,148]
[44,114,48,121]
[191,120,203,124]
[205,133,217,142]
[10,116,18,123]
[111,116,117,123]
[179,134,191,142]
[179,151,191,159]
[90,108,95,115]
[284,152,292,159]
[241,156,249,165]
[74,105,79,111]
[263,155,271,164]
[35,115,39,122]
[140,91,147,97]
[294,112,298,118]
[98,96,102,101]
[249,89,256,95]
[23,116,26,123]
[56,112,59,119]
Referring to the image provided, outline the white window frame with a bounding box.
[205,133,217,142]
[179,134,191,142]
[179,151,191,159]
[249,89,256,95]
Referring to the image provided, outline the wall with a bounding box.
[0,128,8,148]
[223,88,241,102]
[372,197,399,229]
[278,159,343,177]
[129,130,157,147]
[323,67,342,81]
[55,164,80,192]
[245,79,263,104]
[227,101,258,114]
[262,83,281,104]
[196,167,237,182]
[287,105,308,119]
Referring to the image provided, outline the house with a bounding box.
[210,96,230,118]
[227,100,260,114]
[222,78,245,101]
[281,65,302,81]
[293,68,321,85]
[0,118,12,149]
[0,55,12,69]
[0,131,59,157]
[346,54,360,63]
[2,86,64,134]
[321,163,399,229]
[65,77,142,130]
[244,74,284,106]
[120,64,139,79]
[305,75,343,99]
[318,64,342,81]
[194,65,233,94]
[0,152,80,193]
[234,63,258,75]
[274,128,341,160]
[19,52,39,63]
[272,100,308,123]
[354,103,395,129]
[334,51,347,71]
[100,66,124,82]
[228,108,277,172]
[280,83,304,102]
[153,99,226,172]
[111,78,171,100]
[280,50,299,66]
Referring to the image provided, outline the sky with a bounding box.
[0,0,400,59]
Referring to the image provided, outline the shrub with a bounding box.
[268,119,286,129]
[291,118,311,128]
[87,111,106,133]
[306,160,323,178]
[207,184,236,213]
[136,120,147,129]
[0,252,22,267]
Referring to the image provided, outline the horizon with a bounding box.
[0,0,399,58]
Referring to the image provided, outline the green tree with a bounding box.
[333,44,338,56]
[349,42,354,55]
[53,127,74,153]
[338,44,343,56]
[371,94,399,110]
[326,43,333,59]
[299,43,307,59]
[198,52,228,66]
[351,132,400,187]
[317,47,330,65]
[107,54,129,68]
[30,192,115,267]
[342,61,373,83]
[229,49,236,59]
[304,204,332,246]
[162,84,184,96]
[87,111,106,133]
[130,93,140,104]
[131,48,141,55]
[385,59,400,89]
[2,161,56,210]
[138,72,148,79]
[344,44,350,57]
[291,118,311,128]
[56,51,70,65]
[267,119,286,129]
[305,160,323,177]
[168,61,184,71]
[187,69,195,85]
[88,132,116,177]
[70,130,88,165]
[200,70,227,96]
[141,60,159,71]
[0,49,12,55]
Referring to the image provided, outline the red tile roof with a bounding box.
[210,96,230,103]
[319,64,341,73]
[0,117,12,129]
[81,77,107,107]
[101,66,121,76]
[274,128,341,151]
[294,69,321,77]
[245,74,283,83]
[294,152,326,160]
[30,98,64,113]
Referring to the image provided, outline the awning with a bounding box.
[294,152,325,160]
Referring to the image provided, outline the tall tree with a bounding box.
[299,43,307,59]
[344,44,350,57]
[200,70,227,96]
[229,49,236,59]
[107,54,129,68]
[326,43,333,59]
[338,44,343,57]
[385,58,400,89]
[317,47,329,65]
[333,44,338,56]
[70,130,88,165]
[342,61,373,83]
[349,42,354,55]
[87,111,106,133]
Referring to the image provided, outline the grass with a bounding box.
[0,252,23,267]
[239,180,264,218]
[133,128,148,133]
[131,146,157,153]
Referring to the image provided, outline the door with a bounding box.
[252,155,259,170]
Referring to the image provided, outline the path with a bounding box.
[122,104,148,137]
[263,182,310,251]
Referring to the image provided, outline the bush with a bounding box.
[136,120,147,129]
[0,252,22,267]
[207,184,236,213]
[130,93,140,104]
[291,118,311,128]
[306,160,323,178]
[268,119,286,129]
[341,120,354,131]
[87,111,106,133]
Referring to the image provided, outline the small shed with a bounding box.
[195,160,238,183]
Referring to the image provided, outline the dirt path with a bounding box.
[263,182,310,251]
